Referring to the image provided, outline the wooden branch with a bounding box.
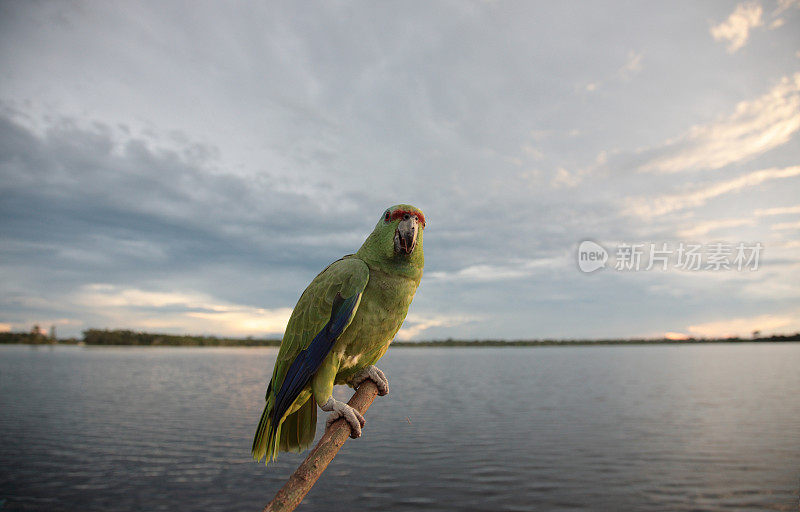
[263,380,381,512]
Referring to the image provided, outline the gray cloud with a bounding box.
[1,1,799,338]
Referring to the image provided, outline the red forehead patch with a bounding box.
[389,209,426,228]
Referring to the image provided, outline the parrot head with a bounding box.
[357,204,425,275]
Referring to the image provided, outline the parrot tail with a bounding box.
[252,394,317,464]
[278,396,317,453]
[252,400,275,463]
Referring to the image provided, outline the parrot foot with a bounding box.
[320,397,365,438]
[348,365,389,396]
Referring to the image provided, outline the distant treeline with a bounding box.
[393,333,800,347]
[0,331,61,345]
[82,329,281,346]
[1,328,799,347]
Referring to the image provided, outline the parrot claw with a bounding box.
[321,397,365,438]
[348,365,389,396]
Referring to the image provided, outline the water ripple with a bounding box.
[1,344,799,511]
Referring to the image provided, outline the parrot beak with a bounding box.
[394,216,418,255]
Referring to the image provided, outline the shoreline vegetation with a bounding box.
[1,328,799,347]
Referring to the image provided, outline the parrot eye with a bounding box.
[403,213,410,220]
[384,211,391,222]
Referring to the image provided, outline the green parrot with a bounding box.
[252,204,425,463]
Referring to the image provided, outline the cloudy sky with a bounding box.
[1,1,799,340]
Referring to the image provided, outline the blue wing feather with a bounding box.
[270,292,361,431]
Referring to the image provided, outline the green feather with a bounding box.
[252,258,369,462]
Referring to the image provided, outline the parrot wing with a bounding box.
[271,257,369,383]
[264,256,369,439]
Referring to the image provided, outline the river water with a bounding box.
[1,344,798,511]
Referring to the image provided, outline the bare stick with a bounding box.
[263,380,380,512]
